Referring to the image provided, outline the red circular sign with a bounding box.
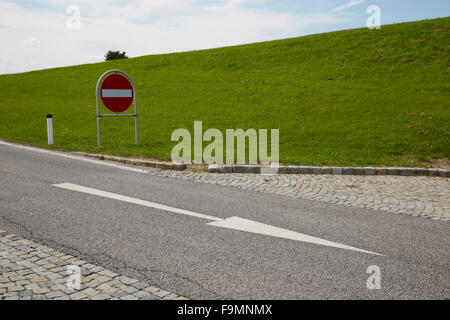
[100,74,133,113]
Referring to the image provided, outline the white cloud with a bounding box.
[0,0,348,74]
[330,0,365,13]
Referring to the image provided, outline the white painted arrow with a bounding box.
[207,217,381,255]
[53,183,382,256]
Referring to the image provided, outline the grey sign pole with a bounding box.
[95,69,138,147]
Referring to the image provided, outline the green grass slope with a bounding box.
[0,18,449,167]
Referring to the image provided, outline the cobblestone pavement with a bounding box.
[0,230,188,300]
[147,169,450,222]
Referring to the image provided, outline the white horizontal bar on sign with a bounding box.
[102,89,132,98]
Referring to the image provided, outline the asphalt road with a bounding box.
[0,142,449,299]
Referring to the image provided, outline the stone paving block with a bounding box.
[98,269,119,278]
[400,168,416,176]
[111,290,129,298]
[81,274,98,283]
[208,164,219,173]
[12,265,26,271]
[90,266,104,273]
[39,281,53,288]
[32,287,50,294]
[95,275,112,284]
[312,167,323,174]
[9,285,24,292]
[232,165,245,173]
[53,278,67,285]
[84,280,100,288]
[222,165,233,173]
[46,291,65,299]
[387,168,400,175]
[82,263,96,269]
[437,169,448,178]
[247,165,261,173]
[288,166,300,174]
[92,294,111,300]
[80,269,94,277]
[25,283,39,290]
[322,167,332,174]
[132,282,148,290]
[120,294,139,300]
[81,287,99,297]
[116,275,138,285]
[163,293,179,300]
[17,261,35,268]
[31,267,45,273]
[277,166,288,174]
[363,167,376,175]
[69,292,86,300]
[260,167,279,175]
[153,290,170,298]
[103,287,120,296]
[124,286,138,294]
[143,286,161,293]
[17,269,33,276]
[96,282,112,291]
[46,273,62,280]
[298,166,313,174]
[4,291,19,297]
[16,280,30,286]
[343,167,353,175]
[132,290,151,299]
[415,168,429,176]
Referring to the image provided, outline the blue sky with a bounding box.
[0,0,449,74]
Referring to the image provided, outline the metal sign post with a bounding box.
[95,69,138,147]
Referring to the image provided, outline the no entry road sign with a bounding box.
[100,74,134,113]
[96,69,138,147]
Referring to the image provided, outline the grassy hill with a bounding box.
[0,17,448,167]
